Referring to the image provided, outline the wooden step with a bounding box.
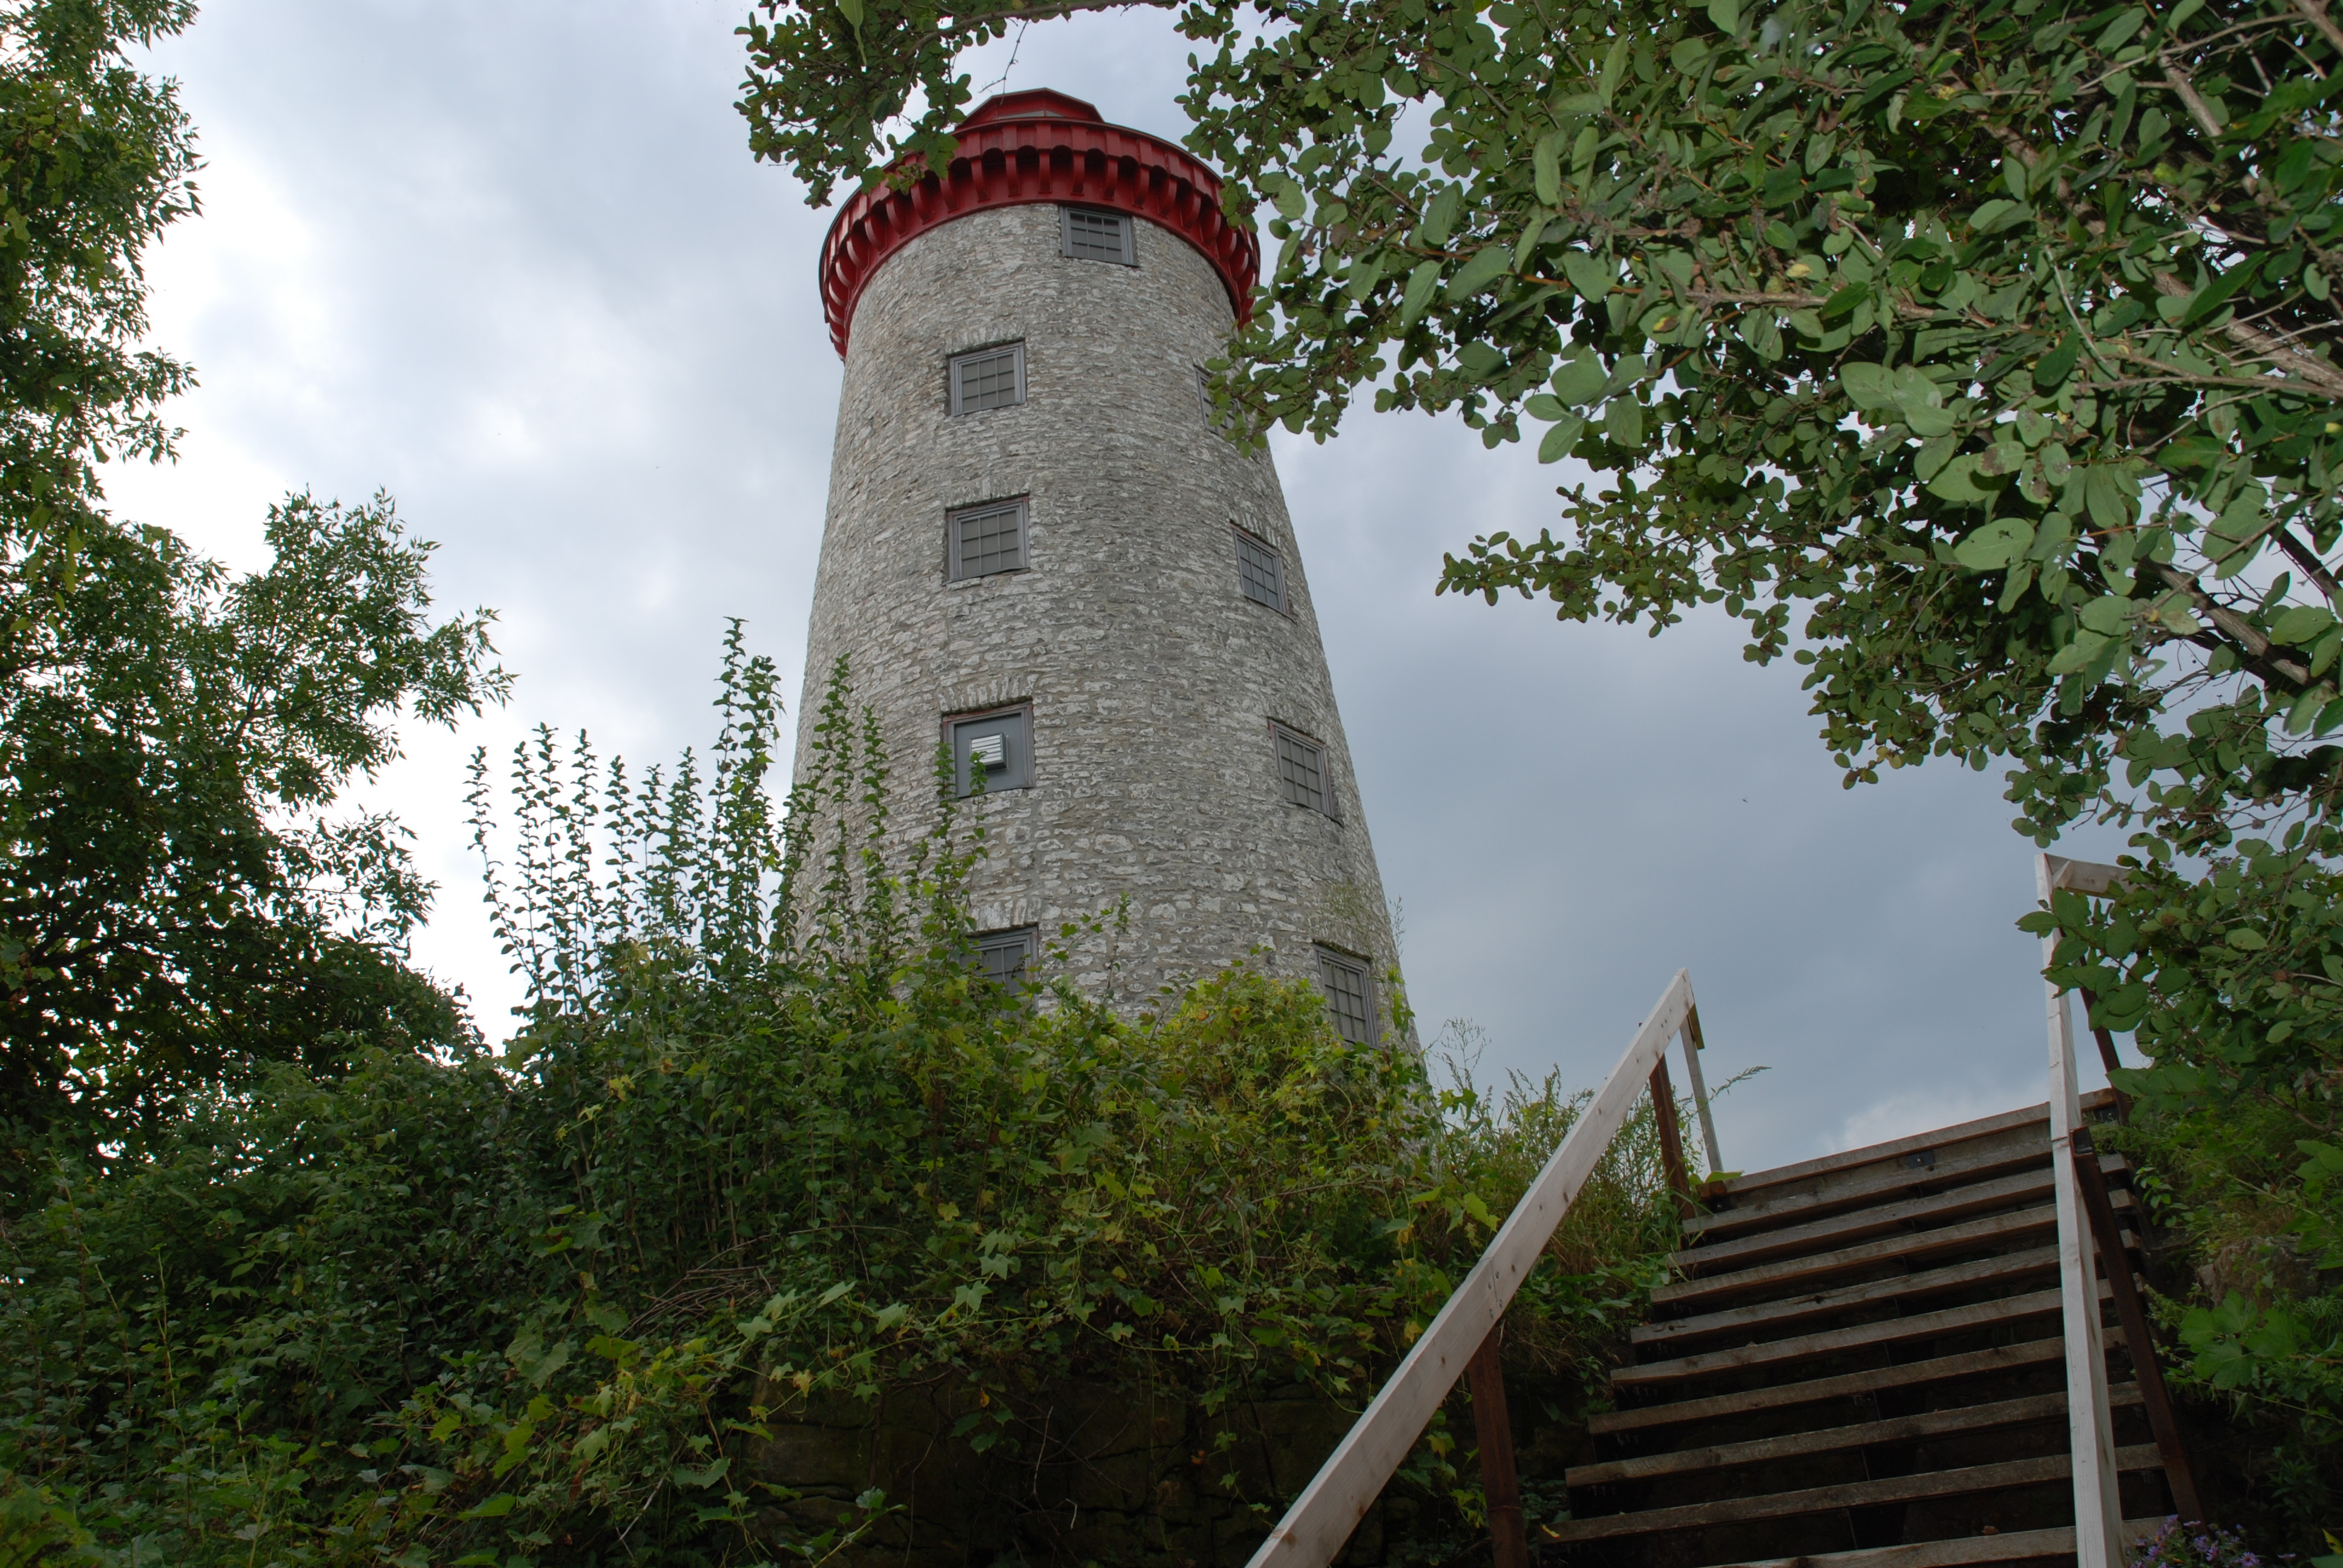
[1567,1385,2146,1486]
[1633,1246,2061,1348]
[1615,1284,2109,1387]
[1543,1446,2161,1543]
[1715,1517,2168,1568]
[1717,1104,2051,1201]
[1651,1205,2062,1310]
[1685,1140,2064,1241]
[1722,1088,2120,1201]
[1672,1161,2133,1276]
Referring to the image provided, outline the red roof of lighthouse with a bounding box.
[816,90,1260,358]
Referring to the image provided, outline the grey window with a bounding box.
[976,926,1040,992]
[1061,206,1134,265]
[948,499,1028,581]
[1198,367,1237,436]
[1316,946,1377,1046]
[950,343,1025,415]
[1271,721,1336,818]
[1234,527,1286,613]
[949,706,1032,795]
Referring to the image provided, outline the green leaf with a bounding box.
[2077,596,2133,635]
[1562,250,1613,301]
[1399,261,1442,326]
[1969,199,2031,234]
[1537,413,1586,463]
[1953,517,2036,569]
[1446,247,1513,301]
[2273,605,2336,644]
[1708,0,1741,33]
[1840,362,1895,410]
[1927,454,2011,506]
[2047,629,2114,675]
[1269,176,1306,221]
[1550,354,1608,405]
[1604,398,1645,446]
[2225,927,2269,950]
[462,1494,519,1519]
[1420,185,1461,247]
[2033,334,2080,392]
[1533,133,1562,207]
[1598,34,1629,106]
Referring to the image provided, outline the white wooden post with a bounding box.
[2038,853,2125,1568]
[1677,1013,1724,1178]
[1243,971,1702,1568]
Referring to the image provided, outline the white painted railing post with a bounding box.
[2039,853,2125,1568]
[1242,971,1703,1568]
[1678,1007,1724,1179]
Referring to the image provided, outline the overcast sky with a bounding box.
[117,0,2129,1174]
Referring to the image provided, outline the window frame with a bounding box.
[1232,525,1288,615]
[946,703,1035,796]
[975,926,1041,995]
[946,497,1031,583]
[948,342,1027,416]
[1060,205,1136,266]
[1315,944,1379,1047]
[1269,719,1339,820]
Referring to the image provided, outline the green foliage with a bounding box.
[1,0,199,592]
[2032,840,2339,1533]
[1,644,1683,1566]
[1,494,509,1166]
[733,0,2343,1495]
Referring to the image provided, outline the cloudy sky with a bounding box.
[118,0,2129,1173]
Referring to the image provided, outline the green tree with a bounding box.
[0,494,509,1165]
[735,0,2342,1495]
[0,0,510,1166]
[1,0,199,598]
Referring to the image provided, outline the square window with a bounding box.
[948,499,1029,581]
[1271,721,1336,818]
[949,707,1032,795]
[976,926,1040,993]
[950,343,1026,415]
[1316,946,1377,1047]
[1061,206,1134,265]
[1233,527,1286,613]
[1198,367,1238,437]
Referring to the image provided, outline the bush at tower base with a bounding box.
[0,639,1683,1568]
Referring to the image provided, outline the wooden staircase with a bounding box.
[1545,1091,2184,1568]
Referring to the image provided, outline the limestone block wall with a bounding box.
[796,200,1401,1011]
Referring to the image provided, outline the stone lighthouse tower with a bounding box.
[798,88,1401,1039]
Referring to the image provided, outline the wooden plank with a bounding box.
[1545,1446,2161,1543]
[1589,1338,2068,1436]
[1631,1245,2062,1347]
[1716,1517,2168,1568]
[1723,1088,2121,1201]
[1571,1385,2145,1487]
[1464,1329,1528,1568]
[1719,1102,2051,1197]
[1685,1140,2059,1240]
[1651,1204,2063,1310]
[1673,1163,2132,1276]
[1568,1389,2100,1486]
[1679,1012,1725,1178]
[2074,1132,2204,1524]
[1614,1284,2108,1388]
[1242,971,1698,1568]
[2046,854,2129,898]
[2042,852,2126,1568]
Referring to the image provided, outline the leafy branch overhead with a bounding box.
[740,0,2339,867]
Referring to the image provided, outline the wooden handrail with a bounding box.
[1244,970,1711,1568]
[2036,852,2134,1568]
[2073,1129,2204,1523]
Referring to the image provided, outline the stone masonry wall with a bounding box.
[796,200,1402,1012]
